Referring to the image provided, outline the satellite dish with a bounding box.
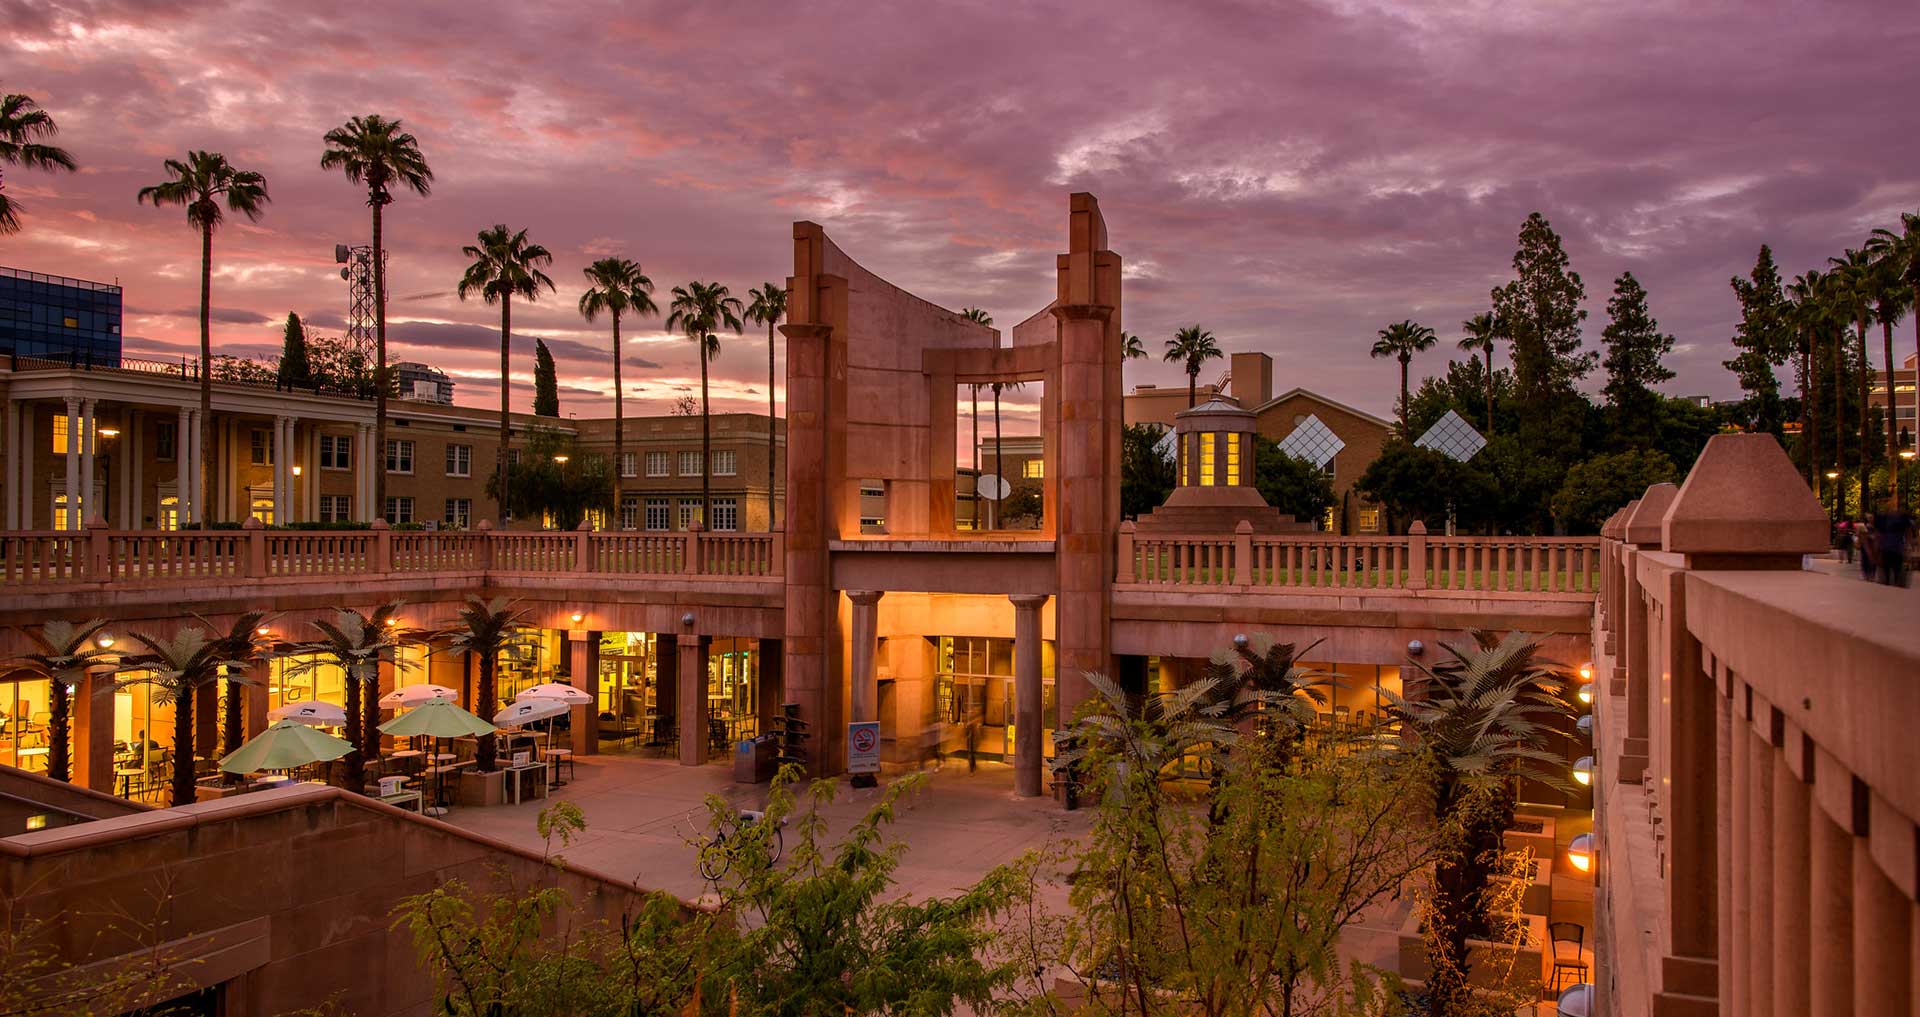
[340,267,350,281]
[334,244,351,264]
[975,474,1012,500]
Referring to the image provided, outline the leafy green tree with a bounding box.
[0,91,77,235]
[667,281,746,526]
[486,427,613,531]
[1120,423,1176,520]
[1725,245,1792,435]
[1491,213,1592,464]
[746,282,788,527]
[321,115,433,515]
[439,597,528,774]
[1251,435,1335,525]
[580,257,659,523]
[1164,325,1223,408]
[138,151,271,524]
[1456,311,1500,435]
[1355,440,1499,534]
[1600,271,1676,446]
[1370,319,1438,433]
[205,613,277,766]
[532,338,560,417]
[1829,248,1880,500]
[8,619,113,783]
[276,312,313,389]
[282,603,413,791]
[208,353,277,385]
[1405,358,1515,440]
[1648,395,1723,474]
[458,224,556,524]
[1550,449,1678,534]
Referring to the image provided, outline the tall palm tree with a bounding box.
[666,282,745,526]
[1789,271,1828,493]
[321,116,433,515]
[207,612,277,761]
[962,308,993,529]
[283,604,412,791]
[1867,219,1918,498]
[1371,319,1438,434]
[1457,312,1499,435]
[9,619,113,783]
[458,226,555,525]
[440,597,527,774]
[1382,630,1575,1013]
[746,283,788,529]
[138,152,270,526]
[0,91,78,235]
[580,258,658,527]
[1830,249,1880,506]
[1163,325,1223,409]
[115,611,270,807]
[1120,330,1147,362]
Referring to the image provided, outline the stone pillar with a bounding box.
[677,633,707,766]
[1729,689,1752,1017]
[193,681,217,761]
[1620,483,1676,781]
[272,416,290,524]
[188,409,204,525]
[79,399,96,524]
[1661,562,1718,1000]
[848,591,882,723]
[75,666,116,793]
[63,397,81,530]
[569,631,597,755]
[1748,723,1775,1017]
[1853,837,1910,1016]
[757,638,782,737]
[1010,594,1046,797]
[176,406,193,525]
[356,423,375,521]
[5,401,18,530]
[1715,678,1735,1008]
[1773,736,1812,1017]
[1808,806,1854,1017]
[780,309,837,774]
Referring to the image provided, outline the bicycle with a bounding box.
[698,808,786,881]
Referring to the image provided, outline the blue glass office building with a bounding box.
[0,266,123,367]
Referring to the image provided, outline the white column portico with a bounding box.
[272,415,291,523]
[80,399,97,524]
[63,398,81,530]
[176,406,193,525]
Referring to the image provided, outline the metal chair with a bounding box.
[1548,921,1588,993]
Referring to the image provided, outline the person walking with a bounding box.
[1871,500,1915,588]
[1836,519,1855,565]
[1859,517,1878,580]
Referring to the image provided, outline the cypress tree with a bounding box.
[1490,212,1592,467]
[1725,245,1791,435]
[275,312,312,389]
[1600,271,1676,447]
[532,337,559,417]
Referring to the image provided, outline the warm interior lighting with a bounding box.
[1568,832,1595,873]
[97,427,120,438]
[1903,450,1917,461]
[1825,470,1840,479]
[96,632,115,649]
[553,455,570,464]
[291,465,303,476]
[1573,755,1594,786]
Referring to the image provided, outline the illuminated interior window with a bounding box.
[1200,432,1217,486]
[1022,459,1044,479]
[1225,433,1241,486]
[50,416,95,455]
[1358,507,1381,533]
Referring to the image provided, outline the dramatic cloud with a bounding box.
[5,0,1918,421]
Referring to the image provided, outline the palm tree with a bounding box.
[1830,249,1880,506]
[580,258,659,527]
[1120,330,1147,362]
[9,619,112,782]
[321,116,433,515]
[1867,219,1918,498]
[207,612,277,761]
[1382,630,1575,1013]
[1371,319,1439,434]
[962,308,993,529]
[115,611,270,807]
[666,282,745,526]
[440,597,527,774]
[1163,326,1223,409]
[458,226,555,525]
[746,283,789,529]
[1457,312,1499,435]
[1788,271,1828,493]
[138,152,270,526]
[0,91,78,235]
[283,604,412,791]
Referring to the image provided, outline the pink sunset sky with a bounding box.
[5,0,1919,431]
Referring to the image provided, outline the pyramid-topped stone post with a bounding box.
[1662,433,1828,570]
[1624,483,1678,550]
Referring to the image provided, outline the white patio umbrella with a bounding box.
[379,684,460,709]
[494,697,568,780]
[516,682,591,705]
[270,700,347,727]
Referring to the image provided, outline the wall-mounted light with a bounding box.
[98,428,120,438]
[385,618,398,628]
[1567,832,1595,873]
[1903,450,1917,461]
[291,465,303,477]
[96,632,115,649]
[569,611,584,625]
[1577,714,1593,738]
[256,625,272,637]
[1572,755,1594,786]
[553,455,570,464]
[1578,663,1593,682]
[1825,470,1840,480]
[1578,685,1594,705]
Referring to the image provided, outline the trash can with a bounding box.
[734,735,779,784]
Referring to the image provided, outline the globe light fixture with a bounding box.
[385,617,398,627]
[1578,663,1592,682]
[256,625,271,637]
[553,454,570,464]
[569,610,584,625]
[96,632,115,649]
[1578,685,1594,705]
[1577,714,1593,737]
[1568,832,1595,873]
[291,465,303,477]
[1573,755,1594,786]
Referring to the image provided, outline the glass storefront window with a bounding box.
[0,674,54,772]
[708,638,758,741]
[933,635,1053,761]
[597,631,658,747]
[270,653,346,714]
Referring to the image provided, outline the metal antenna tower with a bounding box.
[334,243,386,365]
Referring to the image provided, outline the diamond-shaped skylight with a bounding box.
[1154,427,1178,462]
[1414,410,1487,462]
[1276,415,1344,469]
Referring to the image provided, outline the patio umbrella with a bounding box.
[516,682,591,705]
[379,699,497,816]
[270,700,347,727]
[495,698,568,726]
[379,684,460,709]
[219,719,352,774]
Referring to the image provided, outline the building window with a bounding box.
[620,496,639,530]
[859,484,885,498]
[678,451,702,477]
[383,496,414,524]
[250,498,274,525]
[644,498,670,531]
[860,516,886,533]
[51,416,94,455]
[385,439,414,474]
[1021,459,1044,479]
[507,448,520,468]
[445,443,471,477]
[1357,507,1381,533]
[249,429,273,466]
[645,451,670,477]
[158,496,180,530]
[156,421,176,462]
[320,495,351,523]
[711,450,736,476]
[444,498,472,529]
[711,498,738,531]
[1225,433,1242,486]
[319,434,351,470]
[677,500,703,530]
[620,451,638,478]
[583,507,608,531]
[1321,505,1338,532]
[1199,432,1216,486]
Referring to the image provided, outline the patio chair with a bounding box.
[1548,922,1587,993]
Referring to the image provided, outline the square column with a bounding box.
[568,630,598,755]
[79,399,96,524]
[1010,594,1047,797]
[63,397,81,529]
[677,633,708,766]
[848,591,882,724]
[187,409,204,525]
[176,406,193,525]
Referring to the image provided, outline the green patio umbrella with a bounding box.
[219,719,354,774]
[378,699,496,739]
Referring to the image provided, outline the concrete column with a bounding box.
[75,666,116,793]
[1010,594,1046,797]
[569,631,597,755]
[176,406,193,525]
[1749,724,1775,1017]
[676,633,707,766]
[757,638,782,737]
[1730,690,1752,1017]
[1715,686,1735,1009]
[5,401,17,530]
[1619,548,1650,780]
[1774,749,1812,1016]
[187,409,203,525]
[63,397,80,530]
[79,399,96,523]
[848,591,882,723]
[1853,838,1910,1017]
[1809,808,1855,1017]
[128,410,143,527]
